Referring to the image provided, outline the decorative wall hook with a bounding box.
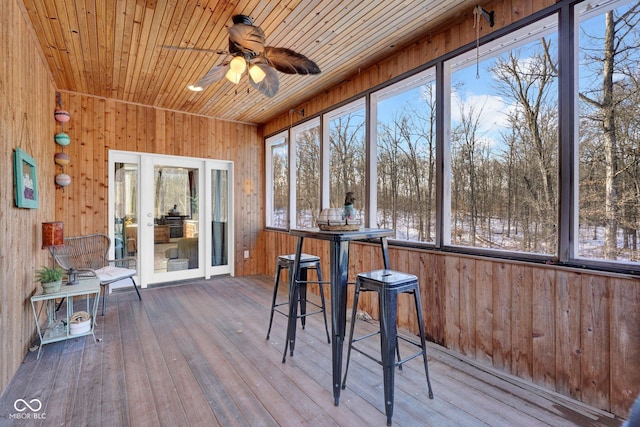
[474,5,495,28]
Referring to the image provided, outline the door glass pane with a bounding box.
[114,162,138,260]
[154,166,199,272]
[211,169,228,266]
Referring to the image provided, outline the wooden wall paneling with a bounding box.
[197,116,208,159]
[418,252,433,340]
[66,93,80,234]
[142,105,154,153]
[179,113,190,157]
[103,98,113,150]
[210,118,221,158]
[134,105,145,152]
[491,261,512,371]
[458,257,476,356]
[396,250,415,332]
[163,110,174,154]
[154,108,166,153]
[93,96,107,232]
[81,94,95,232]
[114,99,125,150]
[475,259,493,366]
[430,253,447,345]
[531,267,556,389]
[511,264,533,381]
[610,278,640,417]
[554,269,582,401]
[444,256,461,351]
[580,275,611,411]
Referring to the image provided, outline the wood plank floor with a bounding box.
[0,276,623,426]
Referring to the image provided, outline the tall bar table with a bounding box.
[284,227,394,406]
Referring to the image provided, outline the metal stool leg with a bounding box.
[315,263,331,343]
[413,288,434,399]
[297,267,308,329]
[266,261,283,340]
[380,285,399,426]
[342,279,361,389]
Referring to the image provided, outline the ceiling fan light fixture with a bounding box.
[248,64,266,83]
[229,56,247,74]
[225,68,242,84]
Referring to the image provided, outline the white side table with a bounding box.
[30,278,101,358]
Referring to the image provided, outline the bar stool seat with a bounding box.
[342,269,434,426]
[266,253,331,347]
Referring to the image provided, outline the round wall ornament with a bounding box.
[54,132,71,146]
[55,173,71,187]
[54,108,70,123]
[54,152,71,166]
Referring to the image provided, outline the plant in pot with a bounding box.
[36,266,65,294]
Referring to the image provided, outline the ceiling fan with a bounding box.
[173,14,321,98]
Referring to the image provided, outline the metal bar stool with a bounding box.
[342,269,434,426]
[266,254,331,345]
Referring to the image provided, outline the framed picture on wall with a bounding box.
[14,148,39,209]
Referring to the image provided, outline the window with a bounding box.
[576,0,640,263]
[372,69,437,242]
[445,15,559,255]
[265,132,288,228]
[324,98,366,218]
[264,0,640,273]
[292,118,321,228]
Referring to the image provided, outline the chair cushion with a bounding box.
[95,266,136,283]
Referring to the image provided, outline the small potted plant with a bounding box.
[36,266,65,294]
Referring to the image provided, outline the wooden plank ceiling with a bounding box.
[21,0,474,124]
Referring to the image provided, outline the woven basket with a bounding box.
[318,223,361,231]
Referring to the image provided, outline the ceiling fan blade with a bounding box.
[160,45,227,54]
[228,23,266,55]
[263,47,320,75]
[232,15,254,25]
[194,64,229,88]
[249,64,279,97]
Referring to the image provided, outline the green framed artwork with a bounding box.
[14,148,39,209]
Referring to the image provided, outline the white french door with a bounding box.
[108,151,234,288]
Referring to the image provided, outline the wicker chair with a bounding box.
[51,233,141,315]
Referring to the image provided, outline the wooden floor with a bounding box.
[0,276,623,426]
